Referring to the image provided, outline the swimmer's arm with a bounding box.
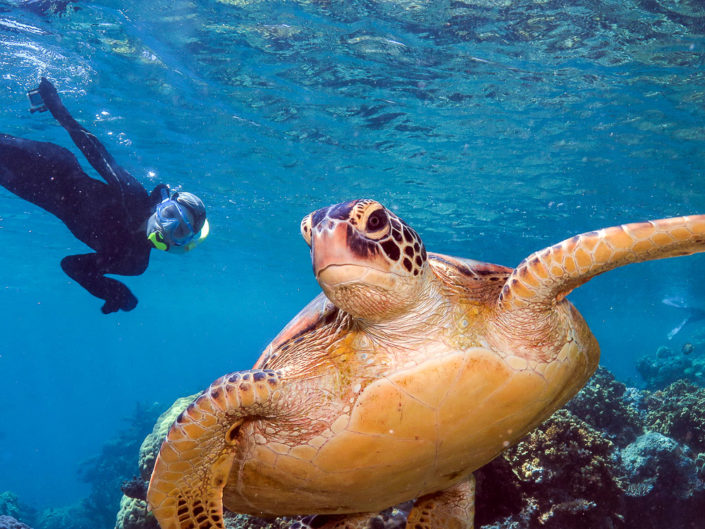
[37,78,146,201]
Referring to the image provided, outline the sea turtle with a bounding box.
[148,199,705,529]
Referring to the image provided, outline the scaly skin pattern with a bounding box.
[148,201,705,529]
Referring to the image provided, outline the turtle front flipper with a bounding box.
[147,369,283,529]
[499,215,705,312]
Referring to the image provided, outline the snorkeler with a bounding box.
[0,77,209,314]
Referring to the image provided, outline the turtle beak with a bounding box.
[311,219,350,278]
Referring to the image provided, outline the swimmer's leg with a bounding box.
[0,134,105,220]
[61,253,138,313]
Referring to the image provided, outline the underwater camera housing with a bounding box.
[27,88,47,113]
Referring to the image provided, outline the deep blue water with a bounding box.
[1,0,705,513]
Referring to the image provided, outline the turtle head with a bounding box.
[300,199,428,322]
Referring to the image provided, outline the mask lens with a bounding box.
[156,203,181,225]
[155,199,196,246]
[172,223,192,241]
[171,230,195,246]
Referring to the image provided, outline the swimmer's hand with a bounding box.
[37,77,72,122]
[37,77,60,105]
[101,289,138,314]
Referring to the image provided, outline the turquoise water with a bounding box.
[1,0,705,514]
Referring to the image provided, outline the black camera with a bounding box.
[27,88,47,113]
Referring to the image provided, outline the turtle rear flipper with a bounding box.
[498,215,705,313]
[147,370,282,529]
[405,476,475,529]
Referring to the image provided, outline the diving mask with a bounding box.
[147,190,200,251]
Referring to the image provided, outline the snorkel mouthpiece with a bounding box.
[148,230,168,251]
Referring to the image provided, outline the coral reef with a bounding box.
[637,344,705,389]
[0,516,32,529]
[642,380,705,453]
[618,432,703,499]
[115,395,198,529]
[72,401,162,529]
[35,504,93,529]
[0,493,35,528]
[565,366,642,446]
[0,514,31,529]
[617,432,705,528]
[0,494,21,521]
[474,409,623,529]
[0,402,165,529]
[114,496,157,529]
[470,373,705,529]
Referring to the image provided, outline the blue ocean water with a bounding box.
[1,0,704,517]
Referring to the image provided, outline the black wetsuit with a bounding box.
[0,78,164,313]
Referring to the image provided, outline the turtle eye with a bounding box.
[365,209,389,235]
[300,213,313,247]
